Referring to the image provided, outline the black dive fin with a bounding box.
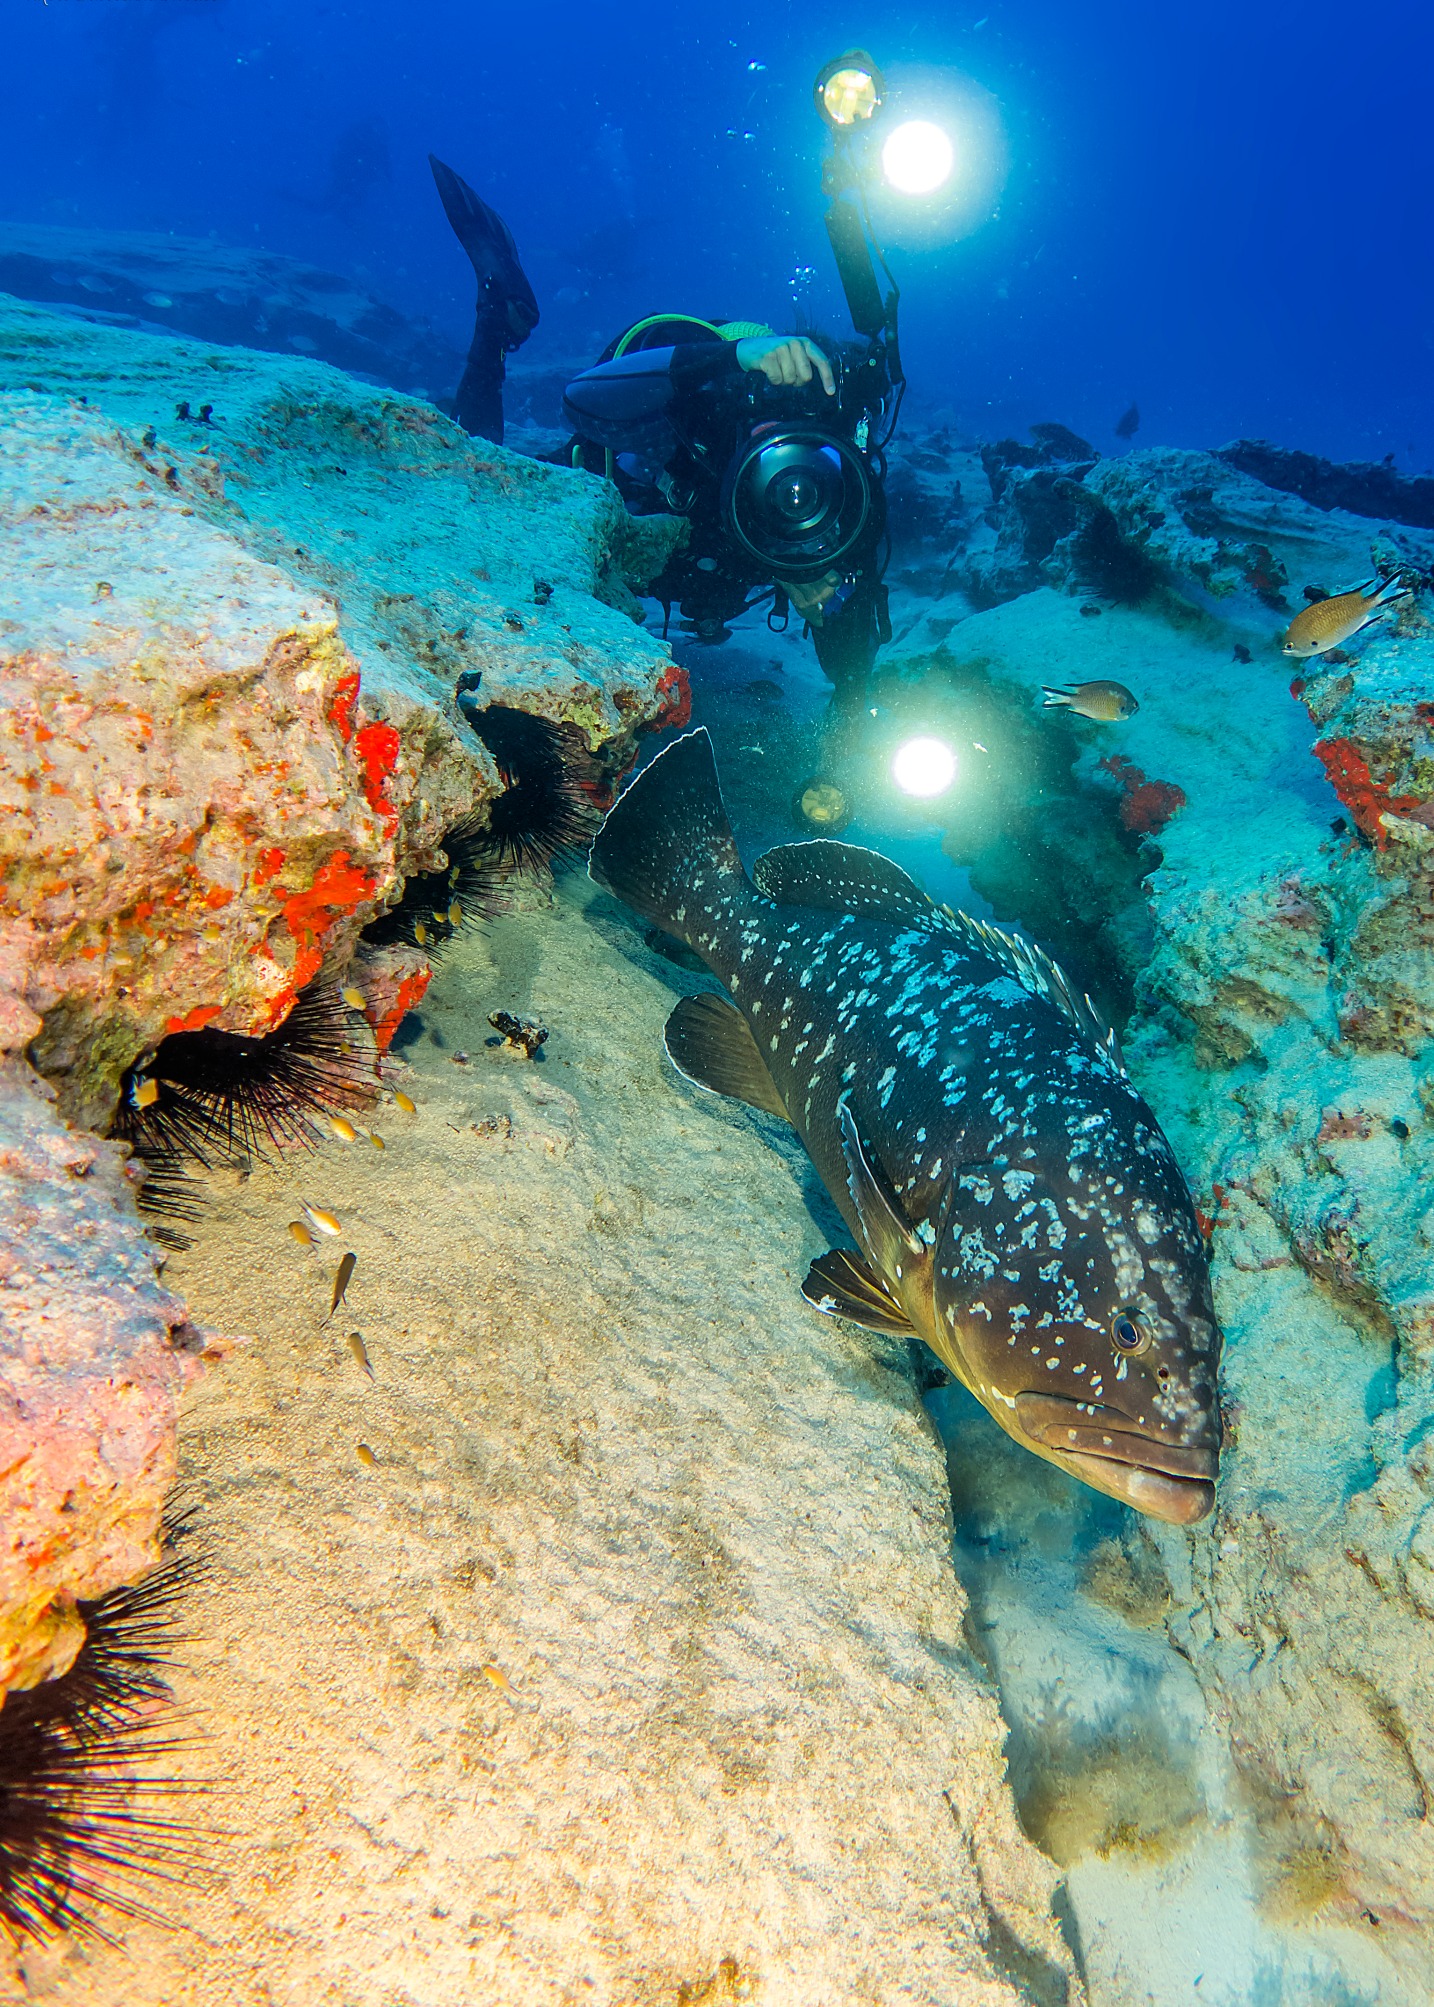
[429,155,539,341]
[663,994,788,1120]
[837,1096,926,1282]
[753,840,934,927]
[753,839,1125,1078]
[803,1248,915,1335]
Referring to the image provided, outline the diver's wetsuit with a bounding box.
[562,342,886,699]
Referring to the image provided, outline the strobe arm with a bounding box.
[823,192,889,341]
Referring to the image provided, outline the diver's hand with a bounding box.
[735,335,836,395]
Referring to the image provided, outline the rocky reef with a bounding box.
[0,222,463,398]
[0,1058,218,1697]
[876,428,1434,1998]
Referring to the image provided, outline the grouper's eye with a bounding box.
[1110,1307,1152,1356]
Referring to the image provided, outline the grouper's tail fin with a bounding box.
[589,729,745,947]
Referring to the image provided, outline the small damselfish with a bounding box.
[590,730,1222,1524]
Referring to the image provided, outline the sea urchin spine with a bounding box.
[466,704,602,879]
[114,977,377,1185]
[361,707,601,959]
[0,1519,207,1950]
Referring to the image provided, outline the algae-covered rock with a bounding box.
[1091,577,1434,1963]
[958,438,1434,618]
[0,294,677,1131]
[1218,438,1434,532]
[0,221,464,397]
[0,296,681,1787]
[0,1058,218,1696]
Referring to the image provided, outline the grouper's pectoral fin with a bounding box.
[802,1248,915,1335]
[663,993,789,1121]
[837,1094,926,1278]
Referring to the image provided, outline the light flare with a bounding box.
[881,119,955,196]
[892,736,958,798]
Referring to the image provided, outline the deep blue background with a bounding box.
[3,0,1430,463]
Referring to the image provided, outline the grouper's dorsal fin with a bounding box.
[663,994,789,1121]
[752,841,935,927]
[938,911,1127,1079]
[802,1248,914,1335]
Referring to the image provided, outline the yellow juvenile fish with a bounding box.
[347,1331,373,1378]
[414,921,428,946]
[302,1202,342,1237]
[323,1250,356,1325]
[329,1115,359,1143]
[288,1219,314,1247]
[129,1074,160,1110]
[393,1090,416,1114]
[480,1662,534,1710]
[1282,575,1412,658]
[1043,680,1140,722]
[356,1442,377,1467]
[448,902,463,926]
[369,1131,385,1151]
[341,986,366,1011]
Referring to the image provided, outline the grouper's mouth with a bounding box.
[1013,1392,1218,1526]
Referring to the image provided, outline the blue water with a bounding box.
[5,1,1432,466]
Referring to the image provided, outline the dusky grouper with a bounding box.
[590,729,1222,1524]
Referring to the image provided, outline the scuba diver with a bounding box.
[560,316,894,702]
[430,155,898,707]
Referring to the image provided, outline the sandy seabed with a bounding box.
[16,873,1068,2007]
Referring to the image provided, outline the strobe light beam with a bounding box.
[892,737,957,798]
[881,120,955,196]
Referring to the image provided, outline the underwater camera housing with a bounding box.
[716,61,905,590]
[718,344,892,583]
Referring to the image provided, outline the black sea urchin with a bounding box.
[467,705,601,878]
[121,1156,207,1253]
[0,1521,207,1950]
[358,810,508,958]
[361,710,600,959]
[114,978,376,1189]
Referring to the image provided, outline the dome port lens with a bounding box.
[766,461,832,528]
[723,431,874,582]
